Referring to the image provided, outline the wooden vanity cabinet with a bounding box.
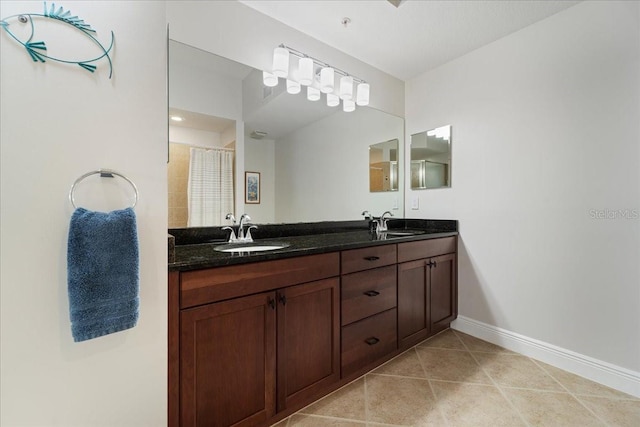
[397,237,457,350]
[176,253,340,427]
[340,246,398,377]
[180,292,276,427]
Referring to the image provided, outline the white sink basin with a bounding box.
[214,243,289,253]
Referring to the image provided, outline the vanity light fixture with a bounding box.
[339,75,353,100]
[266,44,369,112]
[320,67,335,93]
[298,57,314,86]
[356,82,370,106]
[272,47,290,78]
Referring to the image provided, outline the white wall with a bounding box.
[169,126,225,149]
[406,0,640,388]
[166,0,404,117]
[244,137,276,223]
[0,1,168,426]
[276,108,404,222]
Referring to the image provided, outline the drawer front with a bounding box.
[397,236,456,263]
[341,308,397,377]
[180,252,340,308]
[341,265,397,326]
[341,244,397,274]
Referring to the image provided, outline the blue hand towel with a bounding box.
[67,207,139,342]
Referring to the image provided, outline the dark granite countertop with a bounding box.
[169,219,458,272]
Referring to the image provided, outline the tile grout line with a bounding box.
[364,373,370,425]
[415,335,457,427]
[453,330,534,427]
[529,357,612,427]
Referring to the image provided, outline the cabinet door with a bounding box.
[398,259,429,349]
[180,292,276,427]
[277,278,340,412]
[430,253,457,333]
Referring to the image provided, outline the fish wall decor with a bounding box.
[1,2,114,78]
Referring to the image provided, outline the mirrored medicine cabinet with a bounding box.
[410,125,452,190]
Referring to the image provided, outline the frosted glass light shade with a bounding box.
[343,99,355,112]
[286,79,301,94]
[263,71,278,87]
[339,75,353,100]
[307,86,321,101]
[356,83,370,106]
[320,67,335,93]
[272,47,290,78]
[326,93,340,107]
[298,57,314,86]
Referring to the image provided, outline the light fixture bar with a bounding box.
[277,44,367,85]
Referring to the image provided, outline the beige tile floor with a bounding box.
[271,329,640,427]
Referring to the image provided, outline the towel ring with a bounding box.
[69,169,139,209]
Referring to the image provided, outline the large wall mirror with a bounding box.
[168,40,405,227]
[410,125,452,189]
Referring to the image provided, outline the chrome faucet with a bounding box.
[362,210,393,234]
[222,213,238,242]
[222,213,256,243]
[378,211,393,232]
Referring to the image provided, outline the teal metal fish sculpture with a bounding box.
[1,2,114,78]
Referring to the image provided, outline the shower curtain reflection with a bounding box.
[187,147,234,227]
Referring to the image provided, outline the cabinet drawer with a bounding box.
[341,244,397,274]
[341,308,397,377]
[341,265,397,326]
[180,252,340,308]
[397,236,456,263]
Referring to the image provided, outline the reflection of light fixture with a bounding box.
[307,86,320,101]
[267,44,369,112]
[326,93,340,107]
[170,115,184,122]
[343,99,355,112]
[286,79,301,94]
[272,47,289,77]
[262,71,278,87]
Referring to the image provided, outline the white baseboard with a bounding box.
[452,316,640,398]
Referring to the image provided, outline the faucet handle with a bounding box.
[362,210,373,220]
[245,225,258,242]
[221,226,237,242]
[225,213,237,225]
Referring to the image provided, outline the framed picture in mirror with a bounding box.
[245,171,260,204]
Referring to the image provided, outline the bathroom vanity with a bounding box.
[168,219,458,427]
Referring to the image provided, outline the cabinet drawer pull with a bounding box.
[363,290,380,297]
[365,337,380,345]
[364,256,380,261]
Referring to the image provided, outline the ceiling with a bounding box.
[239,0,580,81]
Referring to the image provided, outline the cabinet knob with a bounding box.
[364,256,380,261]
[365,337,380,346]
[363,290,380,297]
[278,293,287,306]
[268,297,276,310]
